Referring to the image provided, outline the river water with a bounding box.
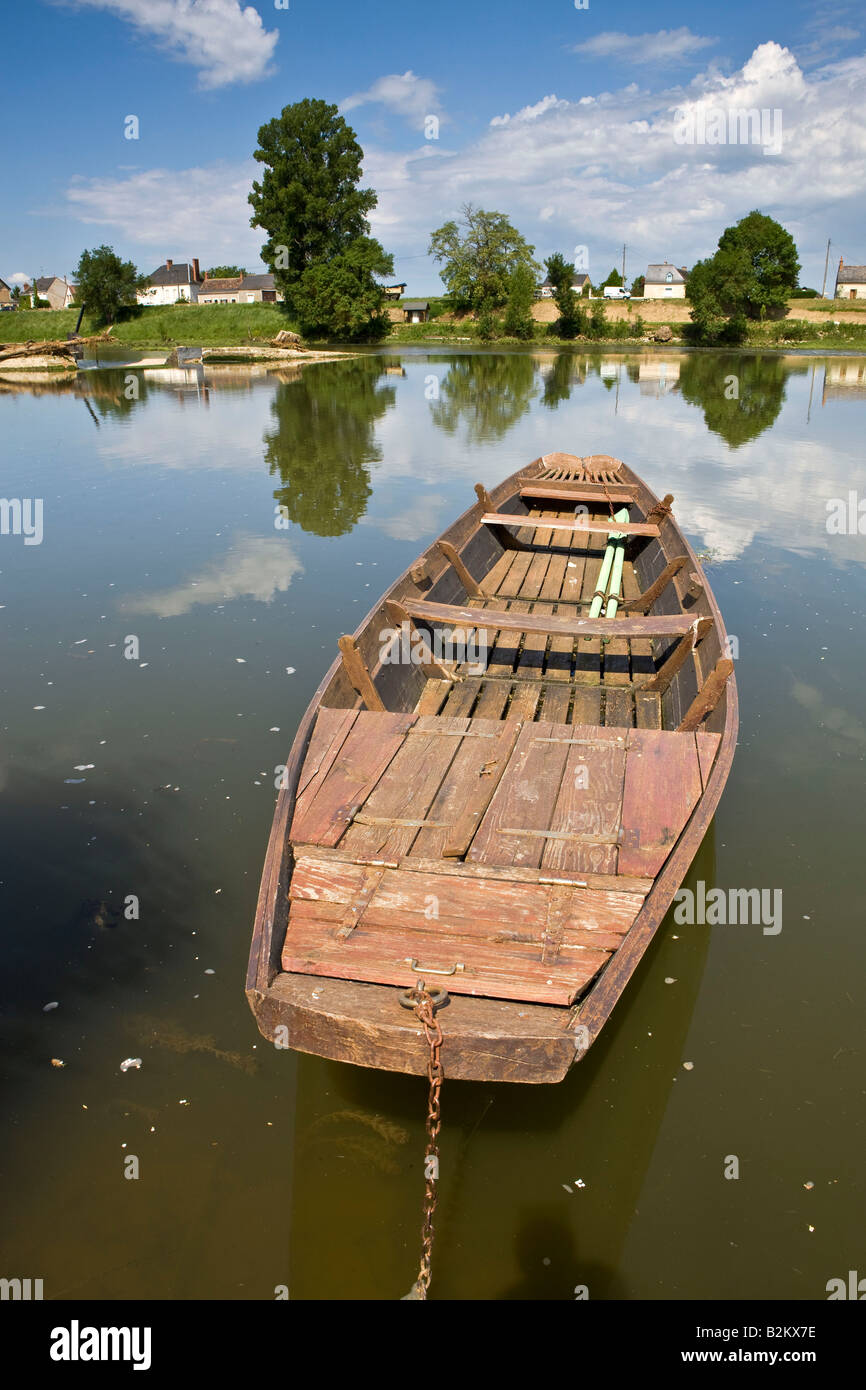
[0,348,863,1300]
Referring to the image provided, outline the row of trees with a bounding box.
[46,97,804,342]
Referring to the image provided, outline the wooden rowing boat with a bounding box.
[246,452,737,1084]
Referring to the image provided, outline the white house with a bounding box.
[834,260,866,300]
[34,276,77,310]
[643,264,687,299]
[137,259,203,306]
[538,273,590,299]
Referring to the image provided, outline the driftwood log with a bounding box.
[0,331,114,364]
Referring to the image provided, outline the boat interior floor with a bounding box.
[413,503,682,730]
[285,707,720,1004]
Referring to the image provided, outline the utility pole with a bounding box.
[820,239,831,300]
[622,244,626,286]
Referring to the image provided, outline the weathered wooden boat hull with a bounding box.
[246,454,737,1083]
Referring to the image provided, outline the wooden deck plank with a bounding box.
[288,860,644,934]
[294,842,653,895]
[415,679,452,716]
[467,720,572,868]
[439,678,482,717]
[575,520,605,689]
[621,559,657,687]
[696,731,722,788]
[507,681,542,722]
[291,711,417,848]
[634,690,663,730]
[291,707,359,826]
[541,727,628,876]
[604,687,634,728]
[540,683,571,723]
[618,729,703,877]
[282,916,607,1006]
[472,681,511,720]
[339,715,467,860]
[405,721,519,859]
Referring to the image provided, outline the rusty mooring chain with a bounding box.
[398,981,447,1300]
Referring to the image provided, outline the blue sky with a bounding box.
[2,0,864,293]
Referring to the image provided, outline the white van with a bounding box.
[603,285,630,300]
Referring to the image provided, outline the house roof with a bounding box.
[646,263,686,284]
[403,300,429,310]
[540,273,589,287]
[35,276,62,292]
[239,273,276,291]
[837,264,866,283]
[200,276,244,292]
[199,273,276,293]
[0,278,10,291]
[146,263,199,287]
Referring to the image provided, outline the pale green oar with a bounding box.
[588,506,631,620]
[605,527,628,619]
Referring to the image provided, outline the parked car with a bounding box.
[603,285,630,300]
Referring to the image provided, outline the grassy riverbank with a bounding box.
[0,304,300,347]
[5,302,866,354]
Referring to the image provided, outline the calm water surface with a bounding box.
[1,349,863,1300]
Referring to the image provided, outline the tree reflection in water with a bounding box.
[678,352,806,448]
[429,352,538,442]
[265,357,396,536]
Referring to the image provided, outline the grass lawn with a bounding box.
[0,304,300,347]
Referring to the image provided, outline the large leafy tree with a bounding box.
[503,263,536,339]
[429,204,540,311]
[72,245,143,324]
[249,98,393,339]
[688,210,800,342]
[291,239,394,340]
[544,253,584,338]
[206,265,245,278]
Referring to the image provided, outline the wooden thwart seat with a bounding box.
[481,511,660,539]
[519,484,637,505]
[400,597,700,641]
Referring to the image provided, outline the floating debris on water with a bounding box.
[43,1002,59,1012]
[50,1058,66,1068]
[119,1058,142,1072]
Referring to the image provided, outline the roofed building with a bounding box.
[402,299,429,324]
[538,273,590,299]
[834,260,866,300]
[34,276,77,310]
[196,272,283,304]
[643,263,687,299]
[137,258,203,305]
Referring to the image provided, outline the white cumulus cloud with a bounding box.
[69,0,279,88]
[342,71,443,128]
